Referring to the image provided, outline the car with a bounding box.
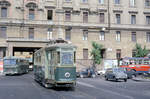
[97,69,106,76]
[76,72,80,77]
[104,67,128,82]
[122,67,137,79]
[79,68,96,78]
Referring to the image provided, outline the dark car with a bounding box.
[79,68,96,78]
[122,67,137,79]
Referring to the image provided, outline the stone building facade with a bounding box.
[0,0,150,64]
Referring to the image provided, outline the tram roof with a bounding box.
[45,43,76,49]
[123,57,150,60]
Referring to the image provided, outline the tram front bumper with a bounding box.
[55,81,76,87]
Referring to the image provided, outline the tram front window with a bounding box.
[4,59,16,66]
[61,52,73,65]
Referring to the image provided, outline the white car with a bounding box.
[97,69,106,76]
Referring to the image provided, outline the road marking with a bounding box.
[77,81,96,88]
[77,81,134,99]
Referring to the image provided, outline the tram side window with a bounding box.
[139,59,142,64]
[74,52,76,63]
[47,51,52,65]
[144,59,149,64]
[57,52,60,64]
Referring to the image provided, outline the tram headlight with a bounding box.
[65,72,70,78]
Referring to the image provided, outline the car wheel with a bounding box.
[115,78,118,82]
[80,74,84,78]
[124,79,127,82]
[105,76,108,80]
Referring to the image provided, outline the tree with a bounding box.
[135,43,149,57]
[91,41,103,68]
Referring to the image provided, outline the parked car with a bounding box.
[79,68,96,78]
[104,67,128,82]
[122,67,137,79]
[76,72,80,77]
[97,69,106,76]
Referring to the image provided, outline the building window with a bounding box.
[99,0,104,4]
[29,28,34,39]
[132,50,136,57]
[145,0,150,7]
[1,7,7,18]
[131,32,136,42]
[65,0,71,2]
[0,48,6,58]
[0,27,7,38]
[65,11,71,21]
[146,16,150,25]
[83,30,88,40]
[116,31,121,41]
[29,9,35,20]
[130,0,135,7]
[82,0,88,3]
[83,12,88,23]
[114,0,120,4]
[116,49,121,59]
[65,29,71,40]
[146,32,150,42]
[99,31,105,41]
[131,15,136,24]
[116,14,121,24]
[99,13,105,23]
[83,49,88,59]
[47,28,53,40]
[47,10,53,20]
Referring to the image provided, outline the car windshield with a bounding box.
[61,52,73,65]
[4,59,16,66]
[113,68,124,73]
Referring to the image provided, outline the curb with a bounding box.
[132,77,150,82]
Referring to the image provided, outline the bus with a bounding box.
[120,57,150,73]
[34,39,77,88]
[3,57,29,75]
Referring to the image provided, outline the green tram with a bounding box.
[34,39,76,88]
[3,57,29,75]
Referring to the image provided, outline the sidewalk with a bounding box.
[132,76,150,82]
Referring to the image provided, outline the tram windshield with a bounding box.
[61,52,73,65]
[4,59,16,66]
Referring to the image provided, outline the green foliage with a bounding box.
[91,41,103,65]
[135,43,149,57]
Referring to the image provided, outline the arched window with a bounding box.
[26,2,38,20]
[0,1,11,18]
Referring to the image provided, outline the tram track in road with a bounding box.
[27,73,67,99]
[27,73,96,99]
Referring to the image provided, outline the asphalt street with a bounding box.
[0,72,150,99]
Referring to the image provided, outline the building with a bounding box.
[0,0,150,69]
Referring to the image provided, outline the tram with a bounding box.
[3,57,29,75]
[34,39,77,88]
[120,57,150,73]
